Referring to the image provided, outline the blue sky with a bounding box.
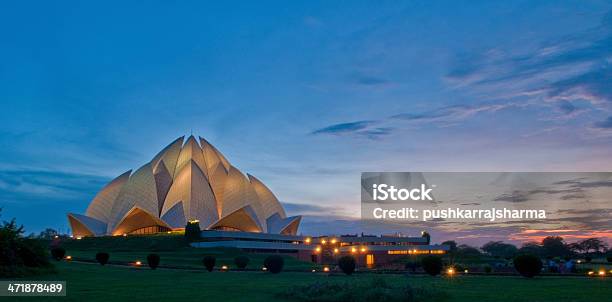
[1,1,611,244]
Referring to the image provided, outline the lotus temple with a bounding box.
[68,135,301,237]
[68,135,448,268]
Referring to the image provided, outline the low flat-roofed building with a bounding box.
[191,230,449,268]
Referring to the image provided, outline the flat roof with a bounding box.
[200,230,429,243]
[200,230,304,241]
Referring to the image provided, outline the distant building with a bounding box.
[67,135,300,237]
[191,230,449,267]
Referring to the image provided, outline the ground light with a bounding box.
[221,265,228,271]
[447,268,455,276]
[598,270,605,276]
[323,267,330,272]
[262,267,267,271]
[311,269,316,273]
[304,237,311,244]
[135,261,142,266]
[321,239,327,244]
[65,256,72,261]
[464,269,468,274]
[315,246,321,253]
[351,247,357,253]
[333,248,339,254]
[588,271,594,276]
[330,238,337,244]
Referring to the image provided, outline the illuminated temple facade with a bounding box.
[68,135,301,237]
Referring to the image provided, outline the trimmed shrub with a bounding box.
[607,256,612,263]
[484,265,492,273]
[584,256,592,263]
[263,255,284,274]
[203,255,215,272]
[421,255,443,276]
[234,256,250,270]
[338,255,356,275]
[404,260,420,272]
[514,254,542,278]
[50,247,66,261]
[96,252,109,265]
[147,253,160,270]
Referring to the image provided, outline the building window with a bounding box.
[129,225,171,235]
[366,254,375,267]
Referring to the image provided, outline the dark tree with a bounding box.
[456,244,481,258]
[578,238,608,254]
[203,255,216,272]
[567,242,584,255]
[147,253,160,270]
[0,210,51,276]
[514,254,542,278]
[421,255,443,276]
[50,247,66,261]
[18,239,50,267]
[234,256,250,270]
[263,255,284,274]
[338,255,356,275]
[96,252,109,265]
[541,236,569,258]
[519,242,545,258]
[38,228,59,240]
[184,221,201,242]
[482,241,518,259]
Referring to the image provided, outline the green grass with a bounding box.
[6,261,611,302]
[56,235,317,270]
[29,236,609,301]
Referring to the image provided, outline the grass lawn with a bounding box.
[7,261,611,302]
[56,235,318,270]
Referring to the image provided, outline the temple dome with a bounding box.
[68,135,300,237]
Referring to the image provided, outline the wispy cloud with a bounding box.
[594,116,612,128]
[311,120,393,140]
[391,102,519,123]
[446,10,612,126]
[311,102,519,139]
[0,169,109,204]
[282,202,353,220]
[311,120,376,135]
